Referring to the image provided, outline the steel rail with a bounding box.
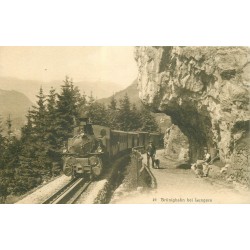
[42,178,90,204]
[65,181,91,204]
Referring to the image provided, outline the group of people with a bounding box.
[191,148,211,177]
[146,140,212,178]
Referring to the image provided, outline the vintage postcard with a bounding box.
[0,46,249,204]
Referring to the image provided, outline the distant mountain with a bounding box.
[0,89,33,132]
[76,80,123,100]
[98,79,141,107]
[0,77,123,103]
[0,89,32,117]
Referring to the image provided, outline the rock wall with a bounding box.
[134,46,250,180]
[164,124,189,162]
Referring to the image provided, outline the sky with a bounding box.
[0,46,138,88]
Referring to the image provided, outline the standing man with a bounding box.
[147,141,156,168]
[202,147,211,177]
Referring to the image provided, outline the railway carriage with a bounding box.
[110,130,120,157]
[138,132,149,147]
[127,132,139,148]
[118,131,128,152]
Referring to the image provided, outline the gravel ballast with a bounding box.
[16,175,71,204]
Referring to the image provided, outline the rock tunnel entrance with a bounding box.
[135,46,250,182]
[161,115,189,162]
[165,104,216,163]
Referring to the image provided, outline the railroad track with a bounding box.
[42,178,91,204]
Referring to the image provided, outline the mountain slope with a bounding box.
[98,80,141,106]
[0,89,32,116]
[0,77,123,102]
[0,89,33,130]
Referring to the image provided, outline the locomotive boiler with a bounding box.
[62,118,107,180]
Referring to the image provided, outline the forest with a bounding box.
[0,76,159,203]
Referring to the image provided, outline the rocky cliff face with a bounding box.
[164,124,189,162]
[134,46,250,181]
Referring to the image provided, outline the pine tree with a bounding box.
[21,109,34,144]
[108,94,117,110]
[45,88,58,149]
[0,115,4,134]
[0,115,6,170]
[17,109,43,195]
[107,95,118,129]
[75,88,87,117]
[0,175,8,203]
[20,109,36,163]
[129,104,142,131]
[0,118,8,202]
[87,91,95,106]
[28,87,51,176]
[88,101,109,126]
[19,87,52,187]
[45,87,62,175]
[117,93,131,131]
[139,105,159,132]
[47,87,57,115]
[6,115,13,140]
[0,116,22,201]
[31,87,47,138]
[116,94,142,131]
[55,76,79,145]
[3,115,20,169]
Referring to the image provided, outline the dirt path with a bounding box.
[113,150,250,204]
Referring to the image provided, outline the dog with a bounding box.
[154,158,160,169]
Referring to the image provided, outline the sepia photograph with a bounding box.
[0,46,249,204]
[1,1,250,250]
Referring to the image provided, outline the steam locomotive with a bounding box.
[62,118,162,180]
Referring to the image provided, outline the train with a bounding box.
[62,118,162,180]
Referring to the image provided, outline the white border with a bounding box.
[0,1,249,250]
[0,0,249,45]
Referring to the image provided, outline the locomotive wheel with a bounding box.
[89,156,103,177]
[63,157,77,177]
